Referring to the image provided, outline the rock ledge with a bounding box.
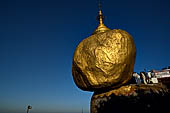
[91,84,170,113]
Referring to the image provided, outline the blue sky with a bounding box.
[0,0,170,113]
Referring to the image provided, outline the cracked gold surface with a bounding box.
[72,29,136,91]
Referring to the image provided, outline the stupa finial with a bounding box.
[92,0,110,35]
[98,0,103,25]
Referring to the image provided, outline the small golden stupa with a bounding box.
[72,2,136,91]
[92,4,110,35]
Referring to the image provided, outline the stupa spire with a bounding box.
[92,0,110,35]
[98,0,104,25]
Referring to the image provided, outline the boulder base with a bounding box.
[91,84,170,113]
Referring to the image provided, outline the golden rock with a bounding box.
[72,29,136,91]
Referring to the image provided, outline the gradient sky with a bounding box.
[0,0,170,113]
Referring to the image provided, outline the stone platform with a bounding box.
[91,84,170,113]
